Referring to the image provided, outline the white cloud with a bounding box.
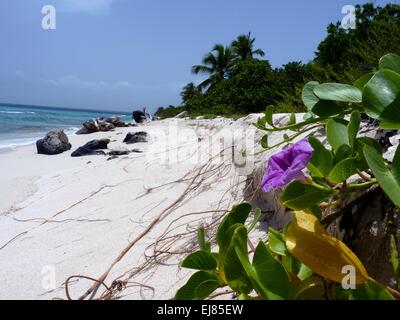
[115,81,135,89]
[45,75,134,91]
[56,0,120,15]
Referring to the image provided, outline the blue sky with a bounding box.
[0,0,396,112]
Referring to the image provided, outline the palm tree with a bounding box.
[180,82,199,104]
[192,44,235,91]
[231,32,265,60]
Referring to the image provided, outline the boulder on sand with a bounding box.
[71,139,110,157]
[132,110,146,124]
[36,130,72,155]
[123,132,148,144]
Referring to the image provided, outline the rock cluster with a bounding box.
[76,116,129,135]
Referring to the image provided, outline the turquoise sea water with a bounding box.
[0,103,130,149]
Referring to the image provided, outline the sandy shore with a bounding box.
[0,115,300,300]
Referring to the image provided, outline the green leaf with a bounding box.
[354,73,375,91]
[302,81,320,111]
[265,106,274,126]
[363,144,400,207]
[197,228,210,252]
[181,250,217,271]
[216,203,251,248]
[256,117,267,129]
[390,235,400,289]
[248,208,261,233]
[289,113,296,125]
[280,181,337,210]
[363,69,400,119]
[333,282,395,300]
[297,263,313,281]
[175,271,220,300]
[223,225,252,294]
[303,111,315,121]
[308,136,333,177]
[354,137,383,170]
[307,205,322,221]
[236,242,293,300]
[326,119,349,151]
[268,227,288,256]
[295,276,325,300]
[282,254,313,281]
[379,53,400,73]
[333,144,353,164]
[311,100,343,117]
[261,135,269,148]
[379,95,400,129]
[195,280,220,300]
[348,111,360,148]
[328,157,358,184]
[314,83,362,103]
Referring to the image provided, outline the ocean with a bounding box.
[0,103,131,150]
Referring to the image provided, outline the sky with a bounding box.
[0,0,396,112]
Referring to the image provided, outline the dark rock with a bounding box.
[71,148,106,157]
[75,127,91,135]
[98,120,115,132]
[83,119,99,132]
[106,148,143,160]
[76,117,129,134]
[123,132,148,144]
[71,139,110,157]
[107,155,119,161]
[132,110,146,123]
[108,150,130,156]
[36,130,72,155]
[106,116,128,127]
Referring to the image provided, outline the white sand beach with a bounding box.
[0,115,301,300]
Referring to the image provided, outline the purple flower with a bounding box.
[261,138,314,192]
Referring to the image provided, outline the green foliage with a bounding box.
[158,4,399,119]
[181,251,217,271]
[326,119,350,151]
[154,105,185,119]
[363,144,400,207]
[280,181,337,213]
[175,52,400,301]
[307,137,333,177]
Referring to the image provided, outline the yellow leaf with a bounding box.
[286,211,369,284]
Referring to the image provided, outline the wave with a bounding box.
[0,126,80,150]
[0,111,36,114]
[0,137,39,150]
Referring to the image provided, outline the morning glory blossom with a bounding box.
[261,138,314,192]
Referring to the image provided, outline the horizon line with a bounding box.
[0,102,133,115]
